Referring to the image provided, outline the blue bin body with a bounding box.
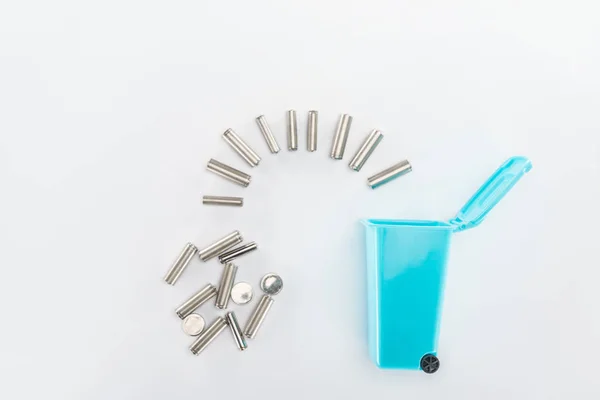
[361,157,532,370]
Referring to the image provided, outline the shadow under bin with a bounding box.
[362,156,532,373]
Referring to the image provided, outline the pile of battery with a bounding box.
[163,111,412,355]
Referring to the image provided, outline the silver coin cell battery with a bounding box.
[222,129,261,167]
[202,195,243,207]
[287,110,298,151]
[330,114,353,159]
[206,158,251,187]
[163,242,198,285]
[176,284,218,319]
[348,129,384,172]
[218,241,257,264]
[260,273,283,295]
[190,316,228,355]
[226,312,247,351]
[182,314,205,336]
[243,294,274,339]
[256,115,281,153]
[367,160,412,189]
[307,110,318,152]
[231,282,253,305]
[215,262,238,309]
[198,230,243,261]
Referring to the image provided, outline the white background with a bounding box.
[1,1,599,399]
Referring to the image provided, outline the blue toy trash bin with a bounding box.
[362,156,532,372]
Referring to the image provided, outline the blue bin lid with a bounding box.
[449,156,532,232]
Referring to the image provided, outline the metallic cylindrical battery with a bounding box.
[206,158,251,187]
[198,230,243,261]
[175,284,218,319]
[202,195,243,207]
[218,242,258,264]
[243,294,274,339]
[330,114,353,159]
[225,311,247,351]
[287,110,298,151]
[215,262,238,309]
[348,129,384,172]
[163,242,198,285]
[222,129,261,167]
[367,160,412,189]
[189,316,228,355]
[256,115,280,153]
[307,110,318,152]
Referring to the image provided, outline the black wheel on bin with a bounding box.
[420,354,440,374]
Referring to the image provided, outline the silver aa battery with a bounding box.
[307,110,318,152]
[175,284,218,319]
[348,129,384,172]
[222,129,261,167]
[218,242,257,264]
[256,115,280,153]
[206,159,251,187]
[367,160,412,189]
[215,262,238,309]
[189,316,228,355]
[202,195,243,207]
[243,294,274,339]
[330,114,353,159]
[225,311,247,351]
[163,242,198,285]
[287,110,298,151]
[198,230,243,261]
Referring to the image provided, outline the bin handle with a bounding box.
[448,156,532,232]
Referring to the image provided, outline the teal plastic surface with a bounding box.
[362,156,532,370]
[449,156,533,232]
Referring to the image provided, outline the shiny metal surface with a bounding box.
[231,282,253,305]
[348,129,384,172]
[367,160,412,189]
[255,115,280,153]
[206,158,251,187]
[222,129,261,167]
[175,284,218,319]
[189,316,228,355]
[287,110,298,151]
[198,230,243,261]
[243,294,274,339]
[307,110,318,152]
[215,262,238,309]
[163,242,198,285]
[330,114,353,159]
[202,195,243,207]
[218,242,257,264]
[260,273,283,295]
[225,312,247,351]
[182,313,205,336]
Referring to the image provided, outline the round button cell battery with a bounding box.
[230,282,253,305]
[260,273,283,295]
[182,313,205,336]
